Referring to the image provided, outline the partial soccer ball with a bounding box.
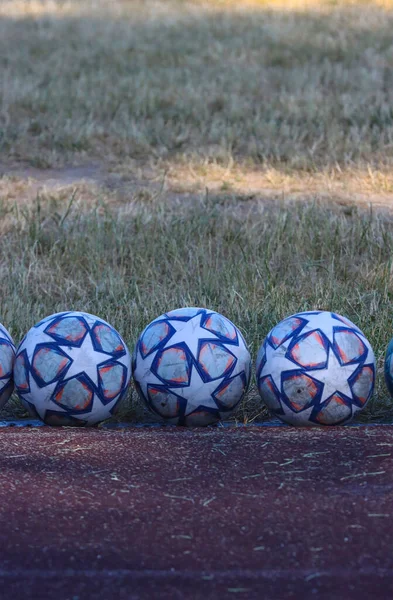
[384,338,393,398]
[0,323,16,409]
[256,311,375,426]
[133,307,251,426]
[14,311,131,426]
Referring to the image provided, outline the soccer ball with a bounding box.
[0,323,16,409]
[14,311,131,426]
[133,307,251,426]
[384,338,393,398]
[256,311,375,426]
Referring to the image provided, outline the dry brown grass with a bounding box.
[1,0,393,190]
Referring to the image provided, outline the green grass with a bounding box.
[0,187,392,423]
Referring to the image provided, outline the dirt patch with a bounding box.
[2,161,393,212]
[0,161,152,195]
[0,161,170,212]
[0,163,103,187]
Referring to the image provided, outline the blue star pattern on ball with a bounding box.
[14,312,132,426]
[133,307,251,426]
[256,311,375,426]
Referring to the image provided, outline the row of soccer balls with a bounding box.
[0,307,386,427]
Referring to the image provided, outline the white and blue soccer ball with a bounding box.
[133,307,251,426]
[256,311,375,426]
[14,311,131,426]
[0,323,16,409]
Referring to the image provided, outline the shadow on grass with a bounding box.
[0,2,393,170]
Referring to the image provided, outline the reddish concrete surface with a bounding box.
[0,426,393,599]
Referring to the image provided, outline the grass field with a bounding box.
[1,0,393,423]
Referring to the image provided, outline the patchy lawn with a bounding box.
[1,0,393,423]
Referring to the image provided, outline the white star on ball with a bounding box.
[362,344,376,367]
[59,332,111,388]
[22,375,58,413]
[305,347,358,404]
[83,393,120,424]
[298,311,362,345]
[168,366,223,415]
[165,314,220,359]
[259,341,302,392]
